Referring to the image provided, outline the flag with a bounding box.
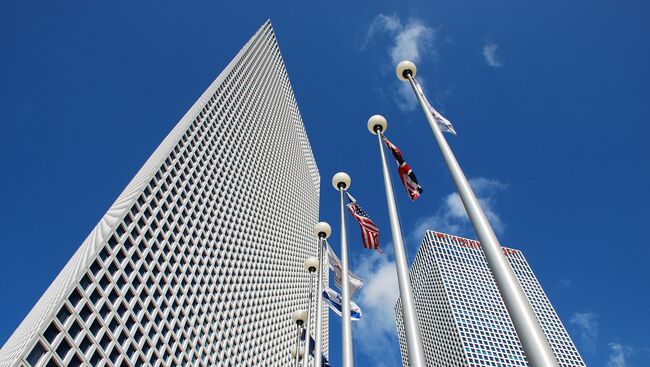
[412,78,457,135]
[345,192,381,252]
[324,241,364,294]
[300,329,332,367]
[383,136,424,201]
[322,287,362,320]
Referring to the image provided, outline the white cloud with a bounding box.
[411,177,508,241]
[555,278,573,289]
[607,343,633,367]
[570,312,599,354]
[396,81,418,111]
[366,14,401,40]
[366,14,435,65]
[390,20,434,65]
[365,14,436,111]
[353,250,401,365]
[483,42,503,68]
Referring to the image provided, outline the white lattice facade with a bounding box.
[395,230,585,367]
[0,20,326,367]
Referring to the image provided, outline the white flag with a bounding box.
[413,78,457,135]
[325,241,364,295]
[322,287,362,320]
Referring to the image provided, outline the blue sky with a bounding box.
[1,1,649,366]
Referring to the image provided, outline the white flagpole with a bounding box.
[313,222,332,367]
[303,257,319,367]
[291,310,307,367]
[367,115,427,367]
[290,345,304,367]
[332,172,354,367]
[396,60,560,367]
[294,330,302,367]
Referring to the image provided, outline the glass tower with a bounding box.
[0,20,324,367]
[395,230,585,367]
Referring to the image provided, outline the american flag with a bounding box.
[345,192,381,252]
[383,136,423,201]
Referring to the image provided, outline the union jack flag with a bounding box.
[346,192,381,252]
[383,136,423,201]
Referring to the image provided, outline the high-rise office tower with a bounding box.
[0,20,324,367]
[395,230,585,367]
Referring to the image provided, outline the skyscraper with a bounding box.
[0,20,324,367]
[395,230,585,367]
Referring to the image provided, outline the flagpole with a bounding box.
[303,257,319,367]
[313,222,332,367]
[332,172,354,367]
[396,60,560,367]
[292,310,307,367]
[290,346,304,366]
[367,115,427,367]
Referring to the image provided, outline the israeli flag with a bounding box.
[322,287,362,320]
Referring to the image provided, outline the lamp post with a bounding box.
[290,345,305,364]
[396,60,560,367]
[303,257,320,367]
[332,172,354,367]
[313,222,332,367]
[292,310,307,367]
[367,115,427,367]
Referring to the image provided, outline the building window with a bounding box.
[25,341,47,366]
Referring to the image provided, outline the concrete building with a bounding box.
[395,230,585,367]
[0,20,324,367]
